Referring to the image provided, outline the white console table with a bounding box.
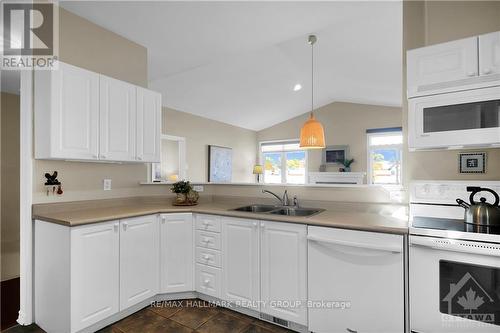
[308,172,366,185]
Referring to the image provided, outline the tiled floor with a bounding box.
[3,299,295,333]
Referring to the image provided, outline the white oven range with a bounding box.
[409,181,500,333]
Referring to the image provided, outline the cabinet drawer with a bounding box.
[195,230,221,250]
[195,214,221,233]
[195,264,221,298]
[195,247,221,268]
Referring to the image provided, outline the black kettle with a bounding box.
[456,187,500,234]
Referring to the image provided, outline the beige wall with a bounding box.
[33,7,150,204]
[1,92,20,281]
[163,107,257,183]
[258,102,402,174]
[404,1,500,182]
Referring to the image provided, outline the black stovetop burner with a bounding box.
[413,216,500,235]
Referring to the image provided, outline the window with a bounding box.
[260,141,307,184]
[367,129,403,185]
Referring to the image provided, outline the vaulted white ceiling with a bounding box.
[61,1,402,131]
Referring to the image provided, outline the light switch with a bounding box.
[103,179,112,191]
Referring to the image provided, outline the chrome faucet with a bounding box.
[262,189,291,206]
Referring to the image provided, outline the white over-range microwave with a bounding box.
[407,31,500,151]
[408,86,500,150]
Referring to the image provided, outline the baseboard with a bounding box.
[1,277,20,330]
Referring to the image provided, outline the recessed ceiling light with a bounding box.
[293,83,302,91]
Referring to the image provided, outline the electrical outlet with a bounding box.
[193,185,204,192]
[103,179,112,191]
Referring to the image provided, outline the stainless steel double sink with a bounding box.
[232,204,324,217]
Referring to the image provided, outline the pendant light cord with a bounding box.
[311,38,314,117]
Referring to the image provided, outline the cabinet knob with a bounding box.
[203,254,210,260]
[122,222,128,231]
[100,154,107,159]
[137,156,143,161]
[260,222,265,228]
[203,221,210,226]
[161,217,166,224]
[204,279,210,285]
[253,222,258,227]
[482,68,493,75]
[93,154,98,159]
[114,223,119,232]
[203,237,210,243]
[467,71,477,77]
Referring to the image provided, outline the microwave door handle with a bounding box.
[307,235,402,253]
[410,237,500,257]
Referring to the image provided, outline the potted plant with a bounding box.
[170,180,199,205]
[340,158,355,172]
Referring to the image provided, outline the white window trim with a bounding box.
[149,134,187,182]
[366,132,403,186]
[259,139,308,185]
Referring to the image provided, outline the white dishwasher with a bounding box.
[308,226,405,333]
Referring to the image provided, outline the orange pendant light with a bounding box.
[300,35,325,149]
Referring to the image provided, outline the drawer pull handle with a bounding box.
[203,254,210,260]
[122,222,128,231]
[114,223,119,232]
[203,237,210,243]
[204,279,210,285]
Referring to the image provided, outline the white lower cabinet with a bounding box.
[160,213,193,293]
[70,221,120,332]
[308,226,404,333]
[221,217,260,310]
[195,214,223,298]
[120,215,159,310]
[260,221,307,326]
[35,212,408,333]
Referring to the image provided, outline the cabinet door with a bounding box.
[221,217,260,310]
[160,213,193,293]
[99,76,137,161]
[480,31,500,76]
[120,215,159,310]
[136,87,161,163]
[260,221,307,325]
[407,37,478,97]
[71,221,119,332]
[50,62,100,160]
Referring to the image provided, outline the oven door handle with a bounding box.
[308,235,402,253]
[410,236,500,257]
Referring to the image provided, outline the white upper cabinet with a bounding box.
[479,31,500,77]
[407,36,479,97]
[221,217,260,311]
[136,87,161,163]
[160,213,193,293]
[35,62,100,160]
[34,61,161,162]
[119,215,159,310]
[99,76,137,162]
[260,221,307,326]
[70,221,119,332]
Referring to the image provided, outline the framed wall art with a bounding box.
[208,145,233,182]
[459,152,486,174]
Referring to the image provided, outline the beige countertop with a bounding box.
[33,197,408,234]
